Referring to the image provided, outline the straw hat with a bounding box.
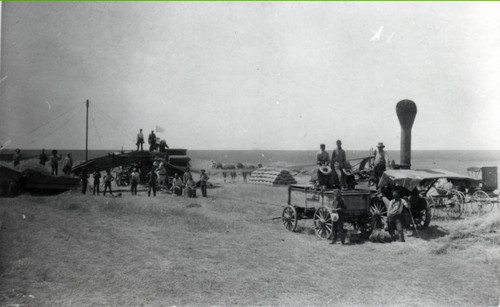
[319,165,332,175]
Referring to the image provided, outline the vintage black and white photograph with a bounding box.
[0,1,499,306]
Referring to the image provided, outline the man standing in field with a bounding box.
[199,169,210,197]
[136,129,144,151]
[147,168,158,197]
[183,168,193,196]
[331,140,347,190]
[387,189,409,242]
[373,142,391,187]
[103,169,114,196]
[130,168,140,195]
[93,167,101,195]
[80,168,89,194]
[330,189,346,245]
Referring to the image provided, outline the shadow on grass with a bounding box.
[418,225,449,241]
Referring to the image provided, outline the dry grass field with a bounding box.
[0,182,499,306]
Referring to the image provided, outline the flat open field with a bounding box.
[1,182,499,306]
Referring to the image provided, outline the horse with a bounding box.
[236,162,257,183]
[214,162,237,182]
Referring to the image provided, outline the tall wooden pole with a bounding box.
[86,100,89,161]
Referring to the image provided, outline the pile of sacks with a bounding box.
[248,168,297,186]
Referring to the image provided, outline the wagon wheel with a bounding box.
[412,206,432,229]
[472,190,493,214]
[370,198,388,227]
[446,189,464,219]
[313,207,333,239]
[282,206,298,232]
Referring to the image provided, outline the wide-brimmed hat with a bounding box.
[319,165,332,175]
[377,142,385,148]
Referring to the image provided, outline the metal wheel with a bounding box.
[446,189,464,219]
[370,198,388,227]
[472,190,493,214]
[282,206,298,232]
[313,207,333,239]
[412,206,432,229]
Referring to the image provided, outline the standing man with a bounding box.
[63,153,73,175]
[331,140,347,190]
[93,167,101,195]
[387,189,409,242]
[39,149,48,166]
[12,149,21,168]
[183,168,193,196]
[50,150,62,176]
[148,130,157,152]
[199,169,210,197]
[136,129,144,151]
[147,168,158,197]
[130,168,140,195]
[330,189,346,245]
[103,169,114,196]
[80,168,89,194]
[373,142,391,188]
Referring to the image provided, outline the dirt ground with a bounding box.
[0,180,499,306]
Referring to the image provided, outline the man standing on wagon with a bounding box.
[373,142,391,188]
[331,140,347,190]
[136,129,144,151]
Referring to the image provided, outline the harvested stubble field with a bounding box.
[0,183,499,306]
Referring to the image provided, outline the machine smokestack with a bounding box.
[396,100,417,169]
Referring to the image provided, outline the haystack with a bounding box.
[248,168,297,186]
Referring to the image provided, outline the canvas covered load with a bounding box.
[248,168,297,186]
[378,169,479,191]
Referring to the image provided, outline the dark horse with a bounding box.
[213,162,237,182]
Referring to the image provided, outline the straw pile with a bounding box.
[248,168,297,186]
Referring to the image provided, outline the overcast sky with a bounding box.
[1,2,499,151]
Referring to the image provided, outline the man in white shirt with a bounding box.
[387,189,410,242]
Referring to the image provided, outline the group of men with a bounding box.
[136,129,169,152]
[318,141,407,245]
[37,149,73,176]
[316,140,391,190]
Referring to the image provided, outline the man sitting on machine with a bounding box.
[316,144,333,189]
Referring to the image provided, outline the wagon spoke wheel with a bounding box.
[446,189,464,219]
[472,190,493,214]
[313,207,333,240]
[370,198,388,228]
[282,206,298,232]
[413,206,432,229]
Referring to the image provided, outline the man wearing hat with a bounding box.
[330,189,346,245]
[373,142,391,187]
[316,144,332,188]
[331,140,347,190]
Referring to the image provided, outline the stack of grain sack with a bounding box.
[248,168,297,186]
